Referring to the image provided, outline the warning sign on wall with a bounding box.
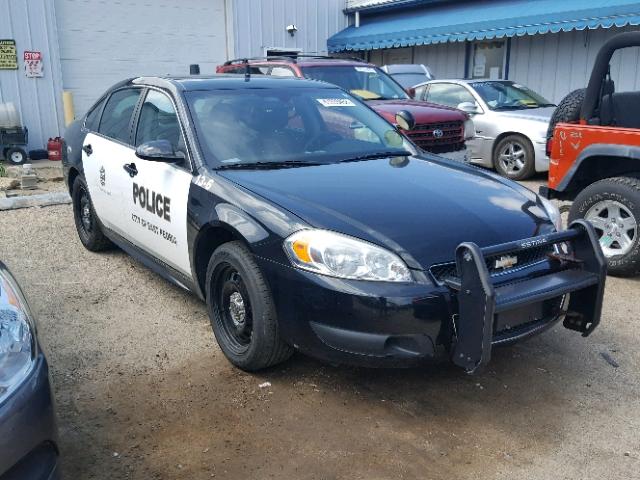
[0,39,18,70]
[24,51,43,77]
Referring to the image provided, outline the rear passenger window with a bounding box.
[270,67,295,77]
[85,97,106,131]
[98,89,141,144]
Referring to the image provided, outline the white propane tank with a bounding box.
[0,103,21,128]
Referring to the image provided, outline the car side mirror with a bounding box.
[457,101,482,115]
[395,110,416,131]
[405,87,416,98]
[135,140,184,162]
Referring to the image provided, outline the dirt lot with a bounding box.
[1,186,639,479]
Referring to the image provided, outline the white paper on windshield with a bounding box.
[354,66,376,73]
[317,98,356,107]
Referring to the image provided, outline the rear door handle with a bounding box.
[82,144,93,156]
[123,163,138,178]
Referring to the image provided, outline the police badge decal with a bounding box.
[99,166,106,187]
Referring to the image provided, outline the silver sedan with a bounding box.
[414,79,555,180]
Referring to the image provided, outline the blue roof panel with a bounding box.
[328,0,640,51]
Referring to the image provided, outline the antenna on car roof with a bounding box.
[242,59,250,82]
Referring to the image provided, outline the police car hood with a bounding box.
[218,156,554,269]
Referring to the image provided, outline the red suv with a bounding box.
[216,56,473,160]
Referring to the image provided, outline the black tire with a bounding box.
[205,241,293,371]
[5,147,28,165]
[72,175,113,252]
[493,134,536,180]
[569,176,640,276]
[547,88,585,138]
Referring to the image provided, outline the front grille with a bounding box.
[429,244,556,285]
[406,121,463,152]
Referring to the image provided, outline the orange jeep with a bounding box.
[542,32,640,276]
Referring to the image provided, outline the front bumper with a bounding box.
[0,353,59,480]
[533,140,550,172]
[258,221,606,371]
[437,146,470,163]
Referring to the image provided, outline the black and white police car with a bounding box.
[62,75,606,373]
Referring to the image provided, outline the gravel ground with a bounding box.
[1,191,639,479]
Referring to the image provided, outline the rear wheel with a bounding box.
[72,175,113,251]
[206,241,293,371]
[569,177,640,276]
[493,134,535,180]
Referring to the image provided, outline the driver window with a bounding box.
[426,83,475,108]
[135,90,185,156]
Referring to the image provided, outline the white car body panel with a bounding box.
[83,132,193,278]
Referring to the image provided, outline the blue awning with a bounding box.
[328,0,640,52]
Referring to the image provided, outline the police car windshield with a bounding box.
[185,88,413,168]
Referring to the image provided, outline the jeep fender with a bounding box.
[554,144,640,198]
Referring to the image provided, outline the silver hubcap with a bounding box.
[10,151,23,163]
[499,142,526,174]
[585,200,637,257]
[228,291,246,327]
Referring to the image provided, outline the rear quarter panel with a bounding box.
[549,123,640,189]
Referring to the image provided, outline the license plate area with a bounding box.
[494,296,562,336]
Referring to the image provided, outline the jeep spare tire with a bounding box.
[547,88,585,138]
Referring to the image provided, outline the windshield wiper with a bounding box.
[336,151,412,163]
[493,105,528,111]
[217,160,324,170]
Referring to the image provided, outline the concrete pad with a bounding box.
[0,191,71,210]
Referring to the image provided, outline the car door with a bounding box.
[82,87,143,236]
[126,88,193,278]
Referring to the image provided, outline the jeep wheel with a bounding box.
[206,241,293,371]
[493,134,535,180]
[569,177,640,276]
[72,175,113,251]
[547,88,585,138]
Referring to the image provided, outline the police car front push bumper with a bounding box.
[445,219,606,373]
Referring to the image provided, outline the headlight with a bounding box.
[463,118,475,140]
[284,229,412,282]
[0,265,36,402]
[540,196,563,231]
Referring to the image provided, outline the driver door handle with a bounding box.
[82,144,93,156]
[123,162,138,178]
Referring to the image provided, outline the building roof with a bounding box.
[345,0,449,13]
[329,0,640,51]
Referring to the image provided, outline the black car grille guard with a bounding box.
[442,220,607,374]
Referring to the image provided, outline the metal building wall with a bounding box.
[54,0,233,116]
[232,0,348,58]
[0,0,65,151]
[510,26,640,103]
[368,43,466,79]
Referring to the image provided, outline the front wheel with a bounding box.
[72,175,113,251]
[569,177,640,276]
[493,135,536,180]
[205,241,293,371]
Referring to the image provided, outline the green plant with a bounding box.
[0,161,6,177]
